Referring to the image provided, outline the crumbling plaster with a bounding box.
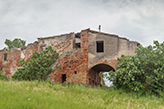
[0,42,38,79]
[0,28,139,85]
[38,32,75,55]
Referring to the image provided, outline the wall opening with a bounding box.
[96,41,104,52]
[74,33,81,49]
[40,46,43,53]
[40,45,46,53]
[137,43,140,47]
[75,43,81,48]
[4,53,8,61]
[89,78,91,85]
[62,74,66,83]
[88,64,115,86]
[75,71,77,74]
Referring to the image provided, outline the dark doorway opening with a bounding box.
[96,41,104,52]
[4,53,7,61]
[88,64,115,86]
[62,74,66,83]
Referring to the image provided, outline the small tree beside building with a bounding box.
[12,46,59,81]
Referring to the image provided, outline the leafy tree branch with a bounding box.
[12,46,59,81]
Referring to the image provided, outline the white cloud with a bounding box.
[0,0,164,49]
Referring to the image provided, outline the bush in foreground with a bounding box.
[0,69,7,80]
[0,74,7,80]
[108,41,164,97]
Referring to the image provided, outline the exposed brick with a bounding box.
[0,28,138,86]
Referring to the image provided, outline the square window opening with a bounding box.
[96,41,104,52]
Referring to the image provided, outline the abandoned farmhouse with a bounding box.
[0,28,139,85]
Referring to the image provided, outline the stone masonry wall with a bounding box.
[0,42,38,79]
[0,48,21,79]
[88,30,119,71]
[118,38,138,57]
[50,50,88,84]
[87,30,138,70]
[50,29,89,84]
[0,28,138,85]
[86,30,138,86]
[38,32,75,55]
[22,42,38,61]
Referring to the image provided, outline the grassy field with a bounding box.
[0,80,164,109]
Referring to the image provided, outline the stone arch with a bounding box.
[88,63,115,86]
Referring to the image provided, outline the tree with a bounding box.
[4,38,26,51]
[108,41,164,96]
[12,46,59,81]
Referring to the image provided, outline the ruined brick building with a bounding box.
[0,29,139,85]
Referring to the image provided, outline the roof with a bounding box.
[37,28,139,44]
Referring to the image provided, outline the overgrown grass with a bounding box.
[0,80,164,109]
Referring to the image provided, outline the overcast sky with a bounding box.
[0,0,164,49]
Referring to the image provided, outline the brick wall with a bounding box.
[38,32,74,54]
[0,29,138,85]
[50,29,89,84]
[0,42,38,79]
[50,50,88,84]
[0,48,21,79]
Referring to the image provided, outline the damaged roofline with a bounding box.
[88,29,119,38]
[37,28,139,44]
[0,28,139,52]
[37,32,75,40]
[87,29,139,44]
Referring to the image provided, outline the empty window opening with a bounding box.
[96,41,104,52]
[137,43,140,47]
[75,33,80,38]
[40,45,46,53]
[4,53,8,61]
[40,46,43,53]
[75,71,77,74]
[74,33,81,49]
[75,43,81,48]
[62,74,66,83]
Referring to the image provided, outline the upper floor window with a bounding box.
[96,41,104,53]
[40,46,43,53]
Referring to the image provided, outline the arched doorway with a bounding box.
[88,64,115,86]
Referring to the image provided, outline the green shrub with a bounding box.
[12,46,59,81]
[0,74,8,80]
[107,41,164,97]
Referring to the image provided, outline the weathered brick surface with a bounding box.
[0,42,38,79]
[22,42,38,61]
[38,32,74,54]
[0,29,138,85]
[50,30,89,84]
[50,50,88,84]
[0,48,21,79]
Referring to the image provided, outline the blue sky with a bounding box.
[0,0,164,49]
